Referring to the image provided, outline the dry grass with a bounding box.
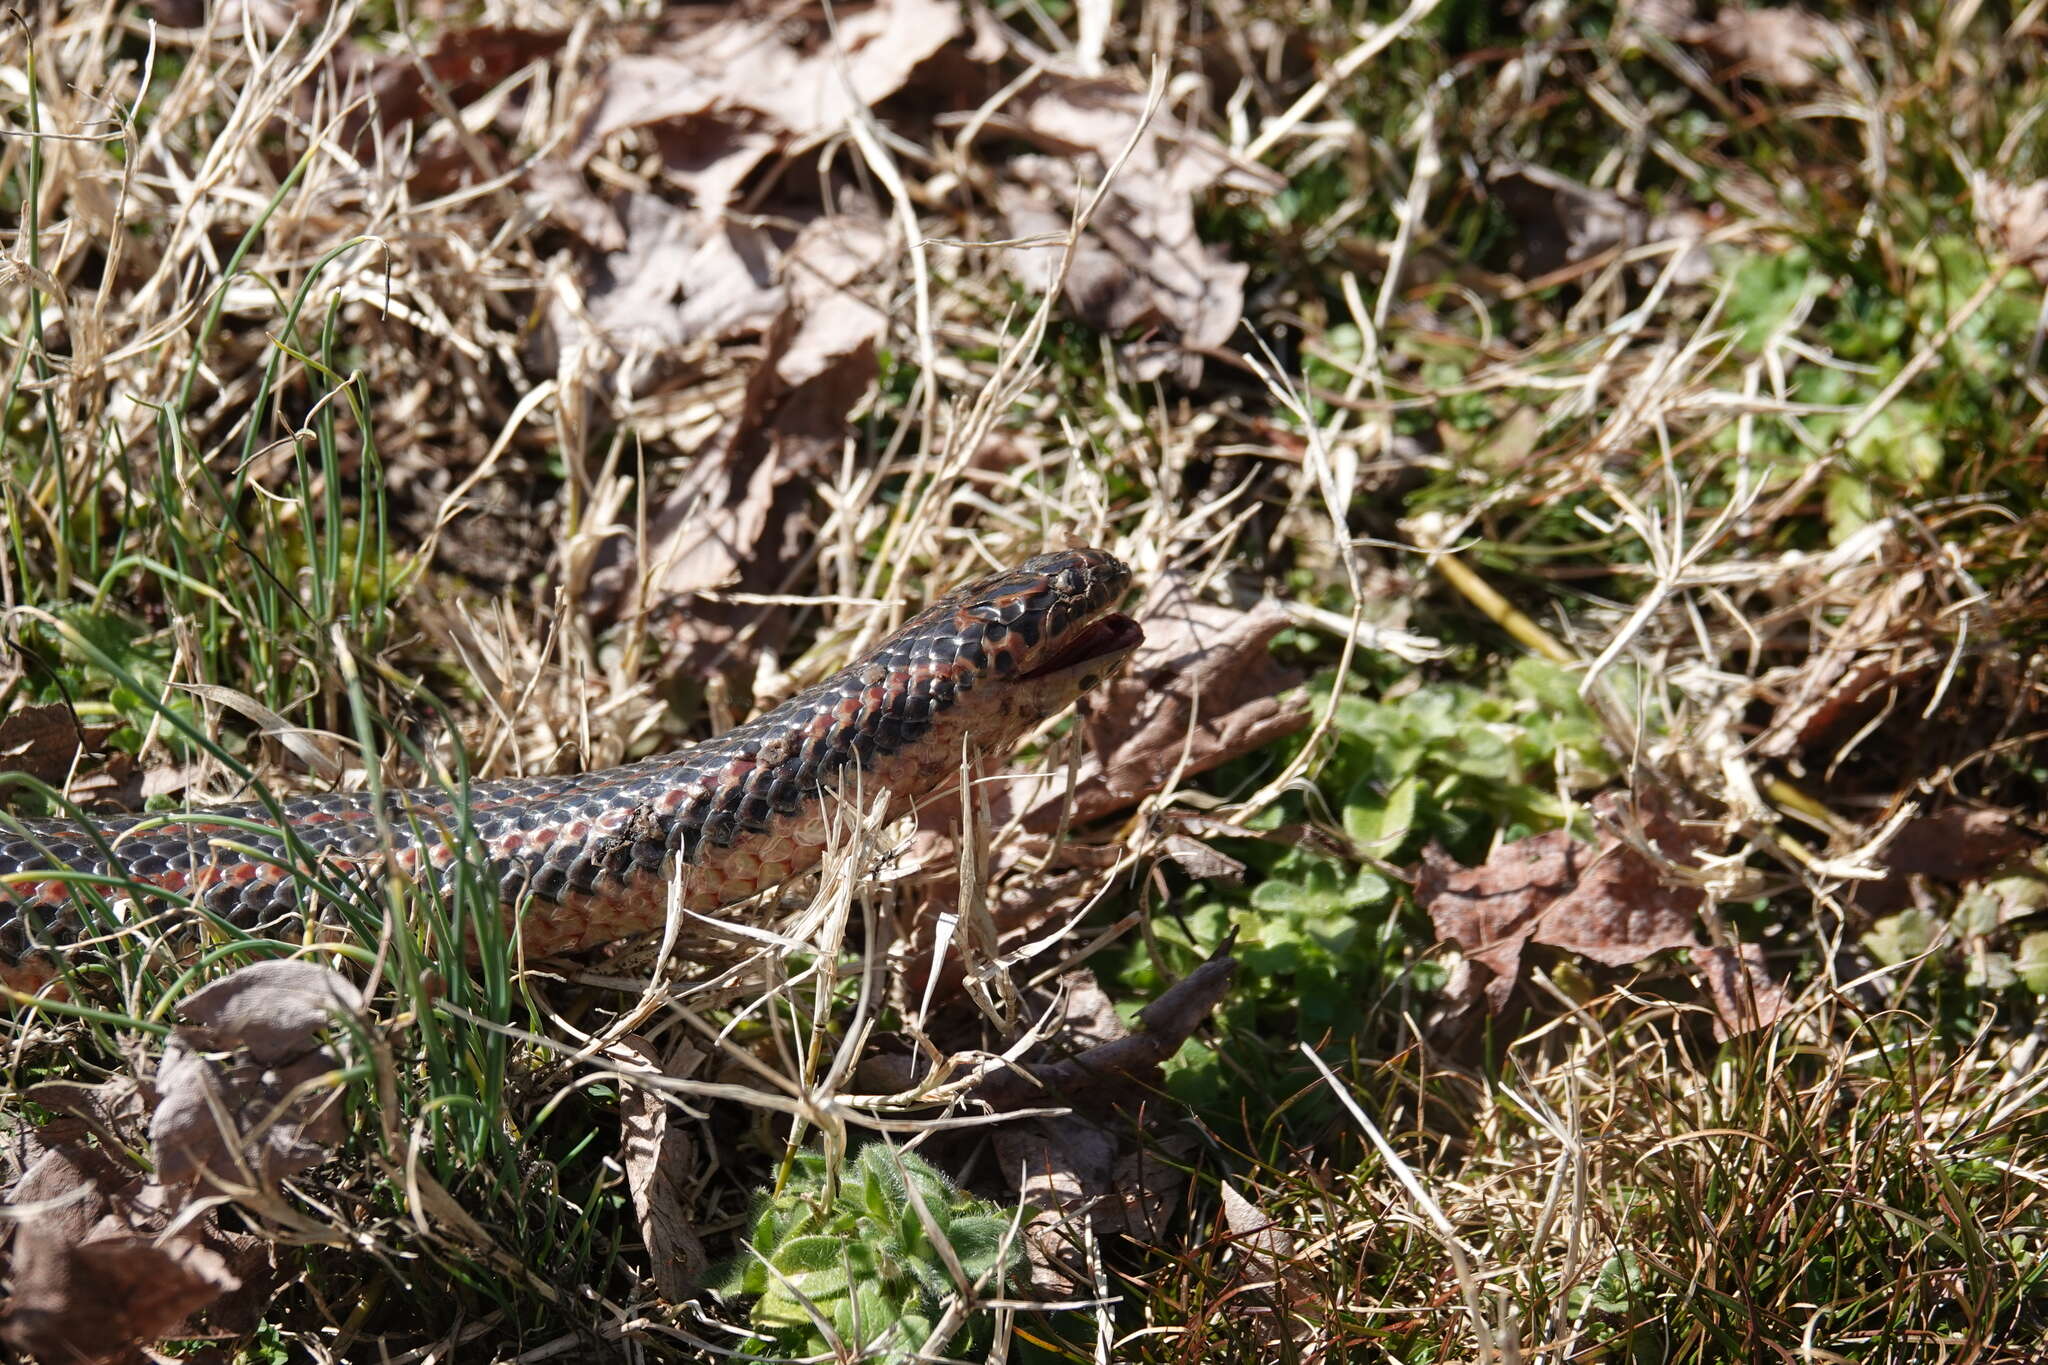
[3,0,2048,1360]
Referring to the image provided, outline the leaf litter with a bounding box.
[3,960,356,1362]
[1416,792,1740,1017]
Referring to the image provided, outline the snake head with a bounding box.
[950,547,1143,696]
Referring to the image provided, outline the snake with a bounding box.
[0,548,1142,992]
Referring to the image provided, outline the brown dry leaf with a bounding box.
[1855,807,2036,914]
[361,26,565,133]
[573,0,961,199]
[566,192,787,362]
[993,1118,1195,1292]
[987,76,1282,383]
[613,1035,710,1301]
[150,961,360,1189]
[1218,1178,1318,1352]
[1754,569,1934,760]
[22,1077,154,1153]
[992,1117,1118,1294]
[0,704,200,812]
[1160,833,1246,883]
[1976,177,2048,283]
[577,216,890,620]
[7,1233,237,1365]
[1696,6,1843,90]
[973,958,1236,1110]
[176,959,365,1064]
[590,224,888,668]
[1692,943,1792,1040]
[1058,576,1306,827]
[1416,793,1709,1011]
[0,703,100,783]
[526,161,626,252]
[1,1142,240,1364]
[778,215,896,387]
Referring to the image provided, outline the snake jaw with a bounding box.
[1017,611,1143,681]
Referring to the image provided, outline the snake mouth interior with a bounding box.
[1019,613,1144,679]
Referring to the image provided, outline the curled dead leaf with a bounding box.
[984,76,1282,384]
[150,960,361,1189]
[572,0,961,182]
[1416,793,1711,1011]
[1694,6,1847,90]
[612,1035,710,1301]
[1976,177,2048,283]
[1,1140,259,1363]
[1062,577,1307,825]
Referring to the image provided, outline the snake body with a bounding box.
[0,549,1141,989]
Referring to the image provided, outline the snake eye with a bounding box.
[1054,567,1082,596]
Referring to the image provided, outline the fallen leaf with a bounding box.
[573,0,961,189]
[575,216,892,659]
[1160,833,1246,883]
[1219,1179,1296,1270]
[993,1116,1196,1292]
[1855,808,2035,915]
[898,867,1101,1010]
[1692,943,1791,1039]
[7,1232,237,1364]
[778,215,896,387]
[613,1035,710,1301]
[985,76,1282,383]
[150,960,360,1189]
[1416,793,1710,1011]
[1695,6,1844,90]
[526,160,626,251]
[992,1116,1118,1293]
[1,1142,239,1364]
[22,1077,153,1152]
[1976,177,2048,283]
[1062,577,1307,826]
[564,192,787,364]
[1217,1177,1319,1357]
[176,959,365,1064]
[361,26,564,133]
[0,703,105,784]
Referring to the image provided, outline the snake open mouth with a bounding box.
[1020,613,1144,678]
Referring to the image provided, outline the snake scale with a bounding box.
[0,548,1142,991]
